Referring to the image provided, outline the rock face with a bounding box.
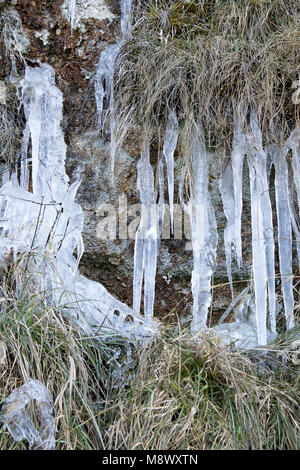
[0,0,253,321]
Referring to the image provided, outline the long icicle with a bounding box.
[94,0,132,178]
[272,144,295,330]
[231,108,246,268]
[219,159,235,297]
[246,109,276,343]
[184,123,217,331]
[133,144,158,324]
[162,108,178,235]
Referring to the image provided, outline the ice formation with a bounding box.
[0,379,55,450]
[181,124,218,331]
[231,111,246,269]
[214,109,300,347]
[0,64,154,340]
[162,109,178,234]
[68,0,76,31]
[94,0,132,177]
[133,145,158,324]
[270,144,295,330]
[219,160,235,296]
[246,109,276,343]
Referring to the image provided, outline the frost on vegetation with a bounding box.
[0,63,155,341]
[0,379,55,450]
[0,9,29,63]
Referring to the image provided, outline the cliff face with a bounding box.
[0,0,254,320]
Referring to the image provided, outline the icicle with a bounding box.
[21,64,69,199]
[0,64,156,341]
[286,128,300,210]
[120,0,133,36]
[288,186,300,268]
[231,109,246,268]
[133,145,158,324]
[271,144,295,330]
[157,158,165,242]
[246,109,276,342]
[95,0,133,178]
[162,109,178,234]
[68,0,76,32]
[183,124,217,331]
[219,160,235,296]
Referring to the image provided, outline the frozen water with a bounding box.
[94,0,133,177]
[0,64,155,341]
[163,109,178,234]
[133,145,158,324]
[0,379,55,450]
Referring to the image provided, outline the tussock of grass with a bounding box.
[0,281,122,450]
[0,82,23,169]
[107,329,300,450]
[0,276,299,450]
[112,0,300,154]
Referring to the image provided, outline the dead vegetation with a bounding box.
[0,270,299,449]
[112,0,300,153]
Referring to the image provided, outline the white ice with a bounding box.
[133,145,158,324]
[0,64,155,341]
[162,108,178,234]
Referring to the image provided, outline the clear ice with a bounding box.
[133,145,158,324]
[94,0,132,177]
[162,109,178,234]
[0,379,55,450]
[182,123,218,331]
[0,64,155,340]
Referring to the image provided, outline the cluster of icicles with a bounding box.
[0,63,154,341]
[0,1,298,350]
[93,1,299,348]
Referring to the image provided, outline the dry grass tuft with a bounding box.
[0,276,125,450]
[107,328,300,450]
[112,0,300,154]
[0,269,299,450]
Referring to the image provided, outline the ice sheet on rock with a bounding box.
[183,124,217,331]
[271,144,295,330]
[162,109,178,234]
[219,160,235,296]
[0,379,55,450]
[246,109,276,343]
[133,145,158,324]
